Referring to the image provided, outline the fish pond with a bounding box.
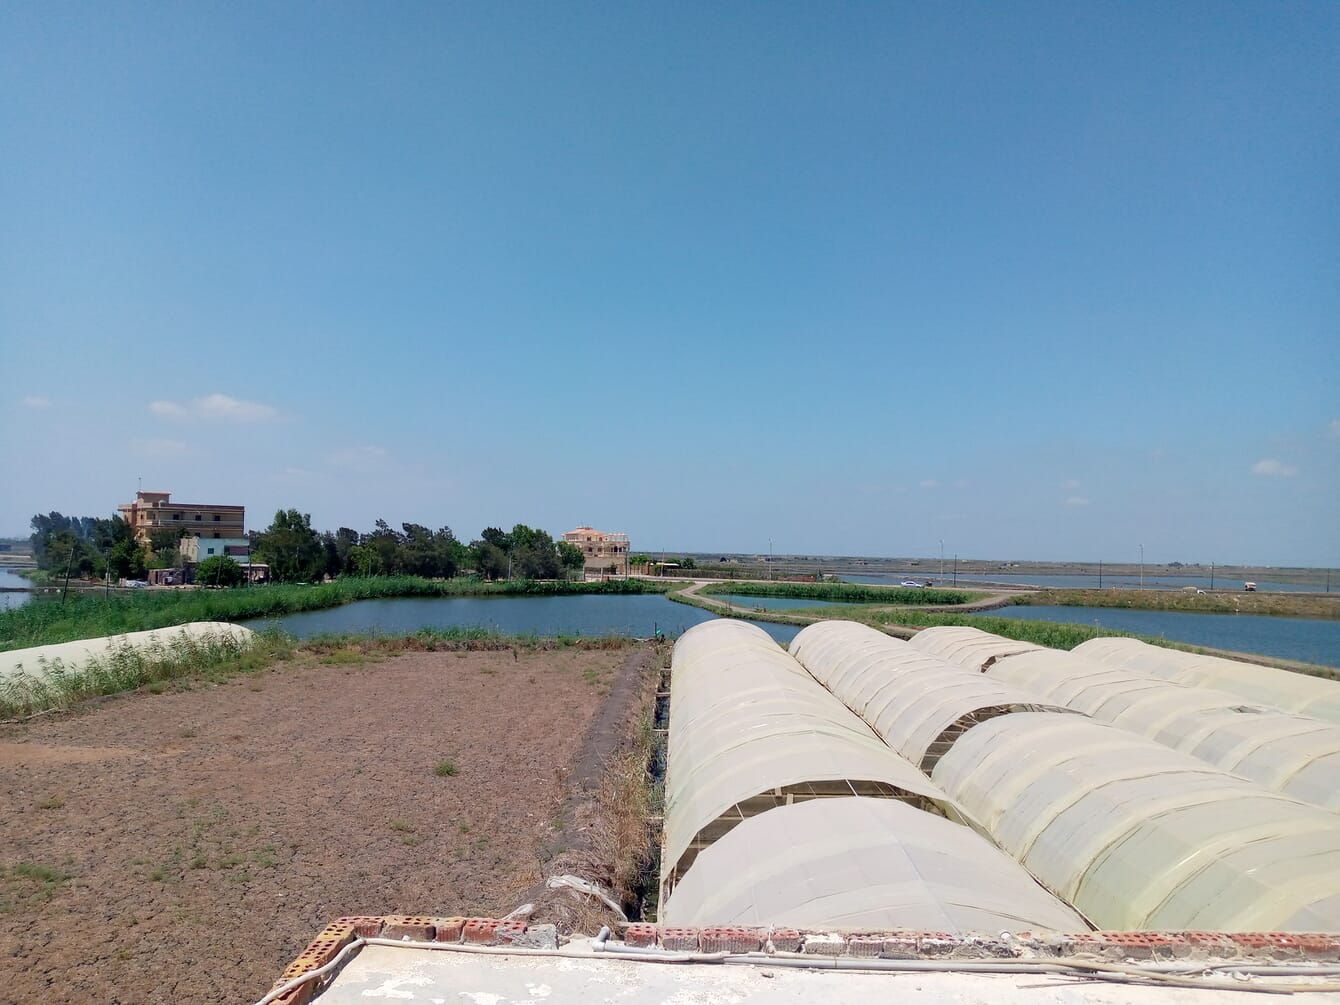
[242,593,802,644]
[989,605,1340,668]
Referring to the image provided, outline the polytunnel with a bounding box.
[988,648,1340,811]
[907,624,1046,672]
[1074,636,1340,724]
[661,621,951,903]
[931,712,1340,932]
[789,621,1071,772]
[660,795,1088,932]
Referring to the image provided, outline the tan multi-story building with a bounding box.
[562,526,631,577]
[118,491,245,545]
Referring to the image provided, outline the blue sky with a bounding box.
[2,2,1336,566]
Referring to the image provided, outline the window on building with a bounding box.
[207,547,215,555]
[195,514,202,521]
[173,513,182,520]
[213,514,221,521]
[213,533,220,538]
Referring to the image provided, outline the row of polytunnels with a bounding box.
[658,619,1340,933]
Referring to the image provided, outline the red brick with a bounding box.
[846,935,884,958]
[880,934,920,959]
[1099,932,1185,960]
[700,927,761,954]
[1182,931,1235,954]
[1292,934,1340,960]
[431,917,466,943]
[267,980,314,1005]
[624,923,658,949]
[660,926,700,952]
[1230,933,1302,958]
[279,927,357,980]
[768,928,801,953]
[334,915,386,938]
[463,918,502,945]
[916,932,957,957]
[381,915,437,942]
[496,920,528,945]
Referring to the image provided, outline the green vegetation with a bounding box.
[0,575,670,652]
[1014,588,1340,621]
[433,760,459,777]
[0,628,295,719]
[195,555,243,588]
[698,581,981,606]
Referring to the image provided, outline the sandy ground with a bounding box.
[0,646,630,1004]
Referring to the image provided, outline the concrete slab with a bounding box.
[310,943,1340,1004]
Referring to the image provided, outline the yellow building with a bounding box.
[118,491,245,545]
[562,526,631,577]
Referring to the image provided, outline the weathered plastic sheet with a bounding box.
[989,649,1340,812]
[1074,636,1340,724]
[789,621,1070,771]
[662,621,951,900]
[0,622,255,685]
[932,713,1340,931]
[908,624,1047,672]
[660,796,1089,932]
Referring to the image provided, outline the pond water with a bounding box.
[0,568,33,610]
[243,593,802,644]
[988,605,1340,668]
[710,593,854,610]
[840,573,1321,593]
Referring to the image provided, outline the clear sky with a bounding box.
[2,2,1336,566]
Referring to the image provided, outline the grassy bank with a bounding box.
[1014,588,1340,620]
[0,576,670,652]
[698,581,981,606]
[0,628,295,719]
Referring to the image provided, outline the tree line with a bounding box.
[28,509,590,585]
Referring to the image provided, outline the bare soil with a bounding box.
[0,645,632,1004]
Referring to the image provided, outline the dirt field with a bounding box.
[0,645,639,1004]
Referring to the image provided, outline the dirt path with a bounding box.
[676,580,1022,618]
[0,646,630,1004]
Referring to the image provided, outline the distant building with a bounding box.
[562,526,630,577]
[177,535,270,584]
[179,536,252,564]
[118,491,245,545]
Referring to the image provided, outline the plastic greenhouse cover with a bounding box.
[660,796,1088,932]
[1073,637,1340,724]
[932,713,1340,931]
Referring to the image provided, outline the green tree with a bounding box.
[509,524,560,579]
[252,509,325,582]
[557,540,586,579]
[472,541,508,580]
[196,554,243,587]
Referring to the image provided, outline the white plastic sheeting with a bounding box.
[0,622,256,684]
[908,624,1047,673]
[662,621,950,901]
[989,648,1340,812]
[789,621,1070,771]
[1074,636,1340,724]
[932,713,1340,931]
[660,796,1088,932]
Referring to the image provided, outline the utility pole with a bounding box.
[939,539,944,581]
[61,545,76,603]
[105,549,110,599]
[1098,559,1103,589]
[1139,543,1144,590]
[1210,562,1215,591]
[768,539,773,581]
[953,554,958,587]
